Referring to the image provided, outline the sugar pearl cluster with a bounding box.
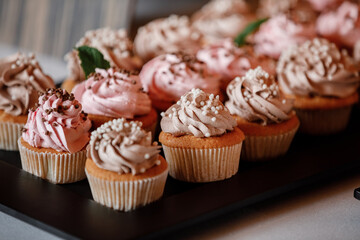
[10,52,38,70]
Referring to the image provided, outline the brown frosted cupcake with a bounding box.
[0,53,55,150]
[85,118,168,211]
[226,67,299,161]
[277,38,360,134]
[159,88,245,182]
[63,28,142,92]
[18,89,91,184]
[72,67,157,135]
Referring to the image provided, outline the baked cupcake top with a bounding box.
[140,52,220,109]
[72,67,151,119]
[253,14,316,59]
[191,0,254,43]
[65,28,142,82]
[22,88,91,153]
[226,67,293,125]
[277,38,360,98]
[134,15,202,62]
[196,38,276,82]
[0,53,55,116]
[88,118,161,175]
[160,88,236,137]
[316,1,360,48]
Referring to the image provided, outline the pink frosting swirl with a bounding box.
[65,28,142,82]
[316,1,360,48]
[22,89,91,153]
[139,53,221,110]
[253,14,316,59]
[196,38,276,86]
[72,68,151,119]
[307,0,345,11]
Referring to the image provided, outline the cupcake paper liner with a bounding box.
[162,143,242,182]
[0,122,24,151]
[241,126,299,162]
[86,168,168,211]
[295,106,352,135]
[18,139,87,184]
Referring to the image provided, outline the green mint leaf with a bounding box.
[76,46,110,78]
[234,18,269,47]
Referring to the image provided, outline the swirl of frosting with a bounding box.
[140,53,220,109]
[253,14,316,59]
[196,38,276,84]
[0,53,55,116]
[160,88,236,137]
[277,38,360,98]
[72,68,151,119]
[89,118,161,175]
[65,28,142,82]
[316,2,360,48]
[191,0,254,43]
[134,15,202,62]
[307,0,345,11]
[226,67,293,125]
[22,89,91,153]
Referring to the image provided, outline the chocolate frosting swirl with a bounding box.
[277,38,360,98]
[226,67,293,125]
[89,118,161,175]
[0,53,55,116]
[160,88,236,137]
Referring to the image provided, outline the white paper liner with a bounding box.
[0,122,24,151]
[241,125,299,162]
[295,106,352,135]
[162,143,242,182]
[18,139,87,184]
[85,168,168,212]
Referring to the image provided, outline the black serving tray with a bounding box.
[1,108,360,240]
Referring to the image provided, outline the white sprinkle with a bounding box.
[211,117,216,122]
[31,59,37,65]
[160,112,165,117]
[124,123,129,128]
[11,64,16,69]
[186,101,190,105]
[262,84,267,89]
[200,101,205,106]
[169,113,172,118]
[272,90,277,96]
[235,77,241,82]
[282,99,286,104]
[214,110,219,114]
[215,95,219,100]
[16,60,21,66]
[29,76,34,81]
[202,111,207,115]
[205,133,210,137]
[172,107,176,112]
[155,160,161,165]
[211,107,216,111]
[228,84,234,90]
[144,153,150,159]
[209,94,214,100]
[140,168,146,173]
[177,101,181,105]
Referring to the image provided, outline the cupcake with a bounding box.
[159,88,245,182]
[85,118,168,211]
[307,0,345,11]
[277,38,360,134]
[196,38,276,92]
[0,53,55,150]
[63,28,142,92]
[18,88,91,184]
[139,52,221,112]
[253,14,316,60]
[72,67,157,135]
[316,1,360,49]
[134,15,203,62]
[226,67,300,161]
[191,0,255,44]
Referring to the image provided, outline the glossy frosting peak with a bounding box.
[0,53,55,116]
[72,68,151,118]
[277,38,360,98]
[226,67,293,125]
[89,118,161,175]
[160,88,236,137]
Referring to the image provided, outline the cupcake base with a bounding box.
[0,111,27,151]
[85,156,168,211]
[18,138,87,184]
[235,114,300,161]
[159,127,245,182]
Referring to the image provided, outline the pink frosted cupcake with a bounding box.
[72,67,157,134]
[316,1,360,49]
[253,14,316,59]
[63,28,142,92]
[0,53,55,150]
[307,0,345,11]
[226,67,299,161]
[196,38,276,91]
[191,0,255,43]
[18,88,91,184]
[139,52,221,111]
[134,15,203,62]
